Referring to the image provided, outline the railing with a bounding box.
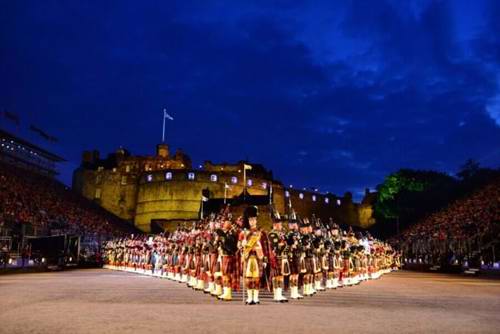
[400,228,500,269]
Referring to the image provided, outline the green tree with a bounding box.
[373,169,457,236]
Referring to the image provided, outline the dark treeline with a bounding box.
[369,159,500,239]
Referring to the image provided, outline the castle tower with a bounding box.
[156,143,169,158]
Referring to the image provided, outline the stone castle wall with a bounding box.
[73,148,376,233]
[73,168,137,221]
[135,170,273,231]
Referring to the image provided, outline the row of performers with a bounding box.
[104,206,400,305]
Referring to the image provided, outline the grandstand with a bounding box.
[391,177,500,273]
[0,131,137,269]
[0,128,64,177]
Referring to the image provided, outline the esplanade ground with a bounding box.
[1,269,499,334]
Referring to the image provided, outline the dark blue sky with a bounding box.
[1,1,500,200]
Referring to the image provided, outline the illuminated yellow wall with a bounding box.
[73,163,376,233]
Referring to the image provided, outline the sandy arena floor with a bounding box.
[1,269,499,334]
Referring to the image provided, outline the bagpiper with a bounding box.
[286,219,303,299]
[218,217,239,301]
[300,218,316,296]
[312,225,326,292]
[239,206,268,305]
[339,239,352,286]
[211,226,224,297]
[268,218,289,302]
[201,227,216,293]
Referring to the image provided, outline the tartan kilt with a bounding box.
[304,257,314,274]
[327,256,335,272]
[289,255,301,275]
[342,259,350,274]
[313,257,321,274]
[209,254,217,274]
[353,259,361,273]
[222,255,236,276]
[202,254,211,273]
[243,255,261,279]
[178,254,185,267]
[271,257,291,277]
[214,257,222,277]
[195,255,203,276]
[223,255,240,290]
[188,255,196,270]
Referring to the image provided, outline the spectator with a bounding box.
[390,178,500,267]
[0,162,135,256]
[1,242,9,269]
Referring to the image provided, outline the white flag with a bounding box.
[224,183,230,189]
[202,195,209,202]
[243,163,252,170]
[164,109,174,121]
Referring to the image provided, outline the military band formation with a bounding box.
[104,206,400,305]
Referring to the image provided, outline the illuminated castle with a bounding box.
[72,143,375,232]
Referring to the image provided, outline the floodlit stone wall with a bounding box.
[73,146,376,232]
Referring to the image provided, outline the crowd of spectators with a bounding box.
[390,178,500,267]
[0,162,135,252]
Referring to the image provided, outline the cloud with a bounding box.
[1,0,499,197]
[486,93,500,126]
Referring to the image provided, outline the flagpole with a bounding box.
[224,183,228,204]
[200,197,204,219]
[242,163,252,202]
[269,182,273,205]
[162,108,166,143]
[243,166,246,201]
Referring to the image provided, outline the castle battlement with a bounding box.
[73,144,374,232]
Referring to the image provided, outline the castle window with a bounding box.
[97,166,104,172]
[112,168,117,173]
[121,176,127,185]
[125,165,130,173]
[247,179,253,187]
[210,174,218,182]
[188,172,195,180]
[165,172,173,180]
[261,182,267,189]
[337,199,341,205]
[285,190,290,197]
[299,193,304,199]
[231,176,238,184]
[95,175,102,184]
[325,197,329,204]
[95,188,101,199]
[146,174,153,182]
[312,195,317,202]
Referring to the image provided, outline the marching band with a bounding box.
[104,206,400,304]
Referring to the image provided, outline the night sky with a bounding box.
[1,1,500,200]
